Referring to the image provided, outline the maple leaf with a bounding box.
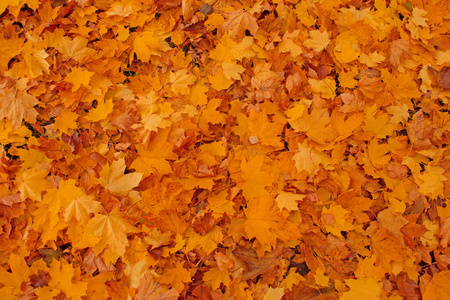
[0,254,35,299]
[233,246,282,281]
[244,196,278,246]
[208,68,234,90]
[0,89,38,130]
[2,0,450,297]
[131,128,176,176]
[303,29,330,52]
[422,270,450,300]
[363,104,394,138]
[415,165,447,198]
[99,157,143,197]
[57,36,97,62]
[65,67,94,91]
[340,278,381,300]
[39,260,88,300]
[371,228,405,271]
[159,264,191,292]
[64,194,102,224]
[85,98,114,122]
[132,31,163,61]
[233,155,274,198]
[169,69,197,95]
[203,267,231,290]
[18,167,52,202]
[136,271,179,300]
[20,42,50,78]
[222,9,258,40]
[233,109,284,148]
[293,140,332,175]
[322,204,355,237]
[81,208,140,258]
[124,256,153,288]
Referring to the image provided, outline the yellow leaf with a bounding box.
[130,30,170,62]
[363,104,394,138]
[0,90,38,130]
[278,31,303,56]
[131,128,176,176]
[169,69,197,95]
[334,41,360,63]
[208,69,233,90]
[233,109,284,148]
[314,265,330,287]
[124,256,153,289]
[263,287,285,300]
[338,68,358,89]
[386,104,410,124]
[64,194,102,224]
[199,98,226,129]
[47,260,88,300]
[83,209,140,258]
[244,196,278,246]
[57,36,97,62]
[303,29,330,52]
[65,67,94,91]
[284,269,305,290]
[416,165,447,198]
[308,78,336,99]
[36,180,83,229]
[293,141,332,175]
[85,98,114,122]
[436,49,450,65]
[0,254,34,298]
[99,157,143,197]
[21,44,49,78]
[322,204,355,237]
[423,270,450,300]
[222,9,258,40]
[53,110,79,134]
[18,167,52,201]
[159,264,191,292]
[185,226,223,254]
[203,267,231,290]
[189,84,209,106]
[222,62,245,80]
[17,147,47,168]
[275,192,304,211]
[237,155,274,198]
[340,278,382,300]
[367,139,390,166]
[0,36,23,73]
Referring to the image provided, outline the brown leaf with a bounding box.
[390,39,409,67]
[396,272,421,300]
[233,246,281,281]
[406,110,433,150]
